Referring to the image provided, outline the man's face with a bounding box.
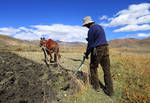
[84,22,94,29]
[84,24,91,29]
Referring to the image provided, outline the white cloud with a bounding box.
[99,22,110,27]
[99,15,108,20]
[14,32,40,41]
[110,3,150,26]
[137,33,150,37]
[0,27,20,36]
[114,24,150,32]
[100,3,150,32]
[0,24,88,42]
[31,24,88,42]
[136,15,150,24]
[19,27,31,32]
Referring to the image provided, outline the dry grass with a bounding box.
[110,48,150,103]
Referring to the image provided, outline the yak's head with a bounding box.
[39,37,46,47]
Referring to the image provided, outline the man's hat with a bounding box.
[82,16,95,26]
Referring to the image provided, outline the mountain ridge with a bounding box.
[0,34,150,48]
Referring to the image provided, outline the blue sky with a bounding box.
[0,0,150,42]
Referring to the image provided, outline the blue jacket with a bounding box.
[85,24,108,56]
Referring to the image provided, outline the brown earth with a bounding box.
[0,51,88,103]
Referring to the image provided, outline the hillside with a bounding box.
[0,34,34,47]
[137,37,150,48]
[0,34,150,49]
[108,38,150,48]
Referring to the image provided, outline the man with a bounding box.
[82,16,114,97]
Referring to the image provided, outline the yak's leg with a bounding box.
[56,47,60,62]
[53,51,58,67]
[42,48,49,66]
[54,52,57,63]
[49,52,53,63]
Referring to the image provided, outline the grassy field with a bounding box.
[110,48,150,103]
[9,47,150,103]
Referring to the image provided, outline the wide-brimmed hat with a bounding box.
[82,16,95,26]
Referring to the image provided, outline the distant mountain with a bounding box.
[29,40,40,46]
[108,38,150,48]
[0,34,150,48]
[137,37,150,48]
[57,41,86,48]
[0,34,34,47]
[31,37,150,48]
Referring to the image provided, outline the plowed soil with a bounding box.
[0,52,88,103]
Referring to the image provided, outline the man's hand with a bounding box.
[84,52,89,59]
